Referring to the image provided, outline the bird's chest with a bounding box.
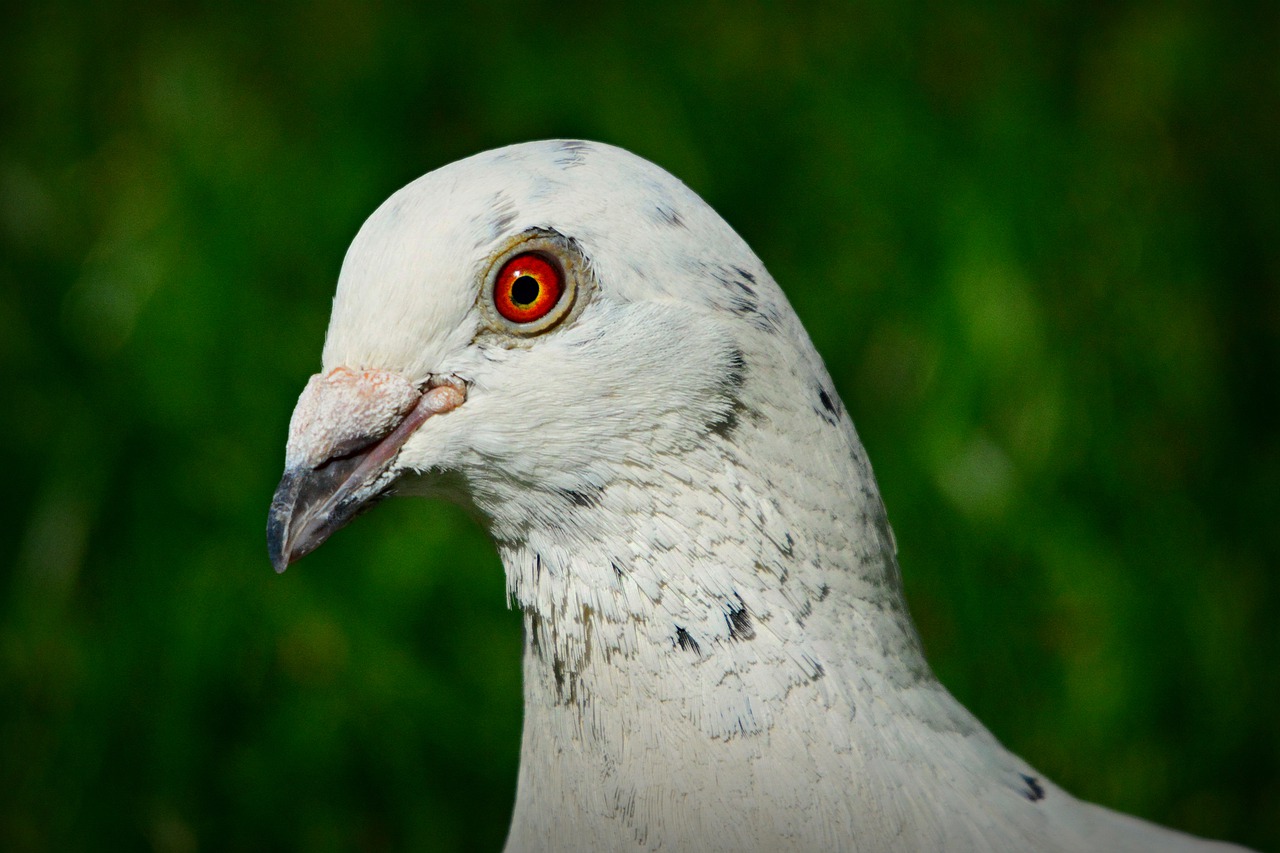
[505,636,863,852]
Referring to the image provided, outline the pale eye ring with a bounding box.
[480,230,586,336]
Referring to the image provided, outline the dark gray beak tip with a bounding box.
[266,520,290,574]
[266,456,380,574]
[267,470,301,574]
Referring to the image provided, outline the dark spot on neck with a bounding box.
[796,598,813,626]
[674,626,701,655]
[525,609,544,658]
[709,406,741,440]
[726,595,755,641]
[552,656,568,700]
[707,347,749,440]
[559,486,602,508]
[724,348,746,390]
[1020,774,1046,802]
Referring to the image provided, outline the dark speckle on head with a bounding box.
[652,203,686,228]
[477,191,519,246]
[706,264,783,333]
[555,140,592,169]
[674,626,701,655]
[726,595,755,641]
[492,209,517,236]
[728,274,754,298]
[1021,774,1046,802]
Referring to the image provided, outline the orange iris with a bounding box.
[493,253,564,323]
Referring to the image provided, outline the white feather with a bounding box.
[309,140,1250,852]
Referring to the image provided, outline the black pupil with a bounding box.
[511,275,541,307]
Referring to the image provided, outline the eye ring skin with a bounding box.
[478,229,591,337]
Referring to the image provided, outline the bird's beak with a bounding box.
[266,367,466,573]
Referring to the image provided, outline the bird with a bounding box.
[267,140,1251,852]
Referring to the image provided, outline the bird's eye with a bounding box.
[480,231,586,336]
[493,252,564,324]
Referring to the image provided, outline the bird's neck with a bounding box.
[488,376,931,712]
[483,374,986,849]
[497,510,928,734]
[489,395,936,734]
[491,435,950,850]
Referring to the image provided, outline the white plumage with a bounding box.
[267,140,1250,852]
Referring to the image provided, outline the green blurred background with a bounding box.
[2,1,1277,850]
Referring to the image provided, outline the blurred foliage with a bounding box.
[1,0,1276,850]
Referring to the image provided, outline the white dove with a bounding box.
[267,140,1250,852]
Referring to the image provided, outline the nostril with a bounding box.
[419,382,466,416]
[425,373,469,394]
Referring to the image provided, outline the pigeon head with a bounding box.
[264,141,1254,853]
[268,140,821,575]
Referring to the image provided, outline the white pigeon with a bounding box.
[267,140,1250,852]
